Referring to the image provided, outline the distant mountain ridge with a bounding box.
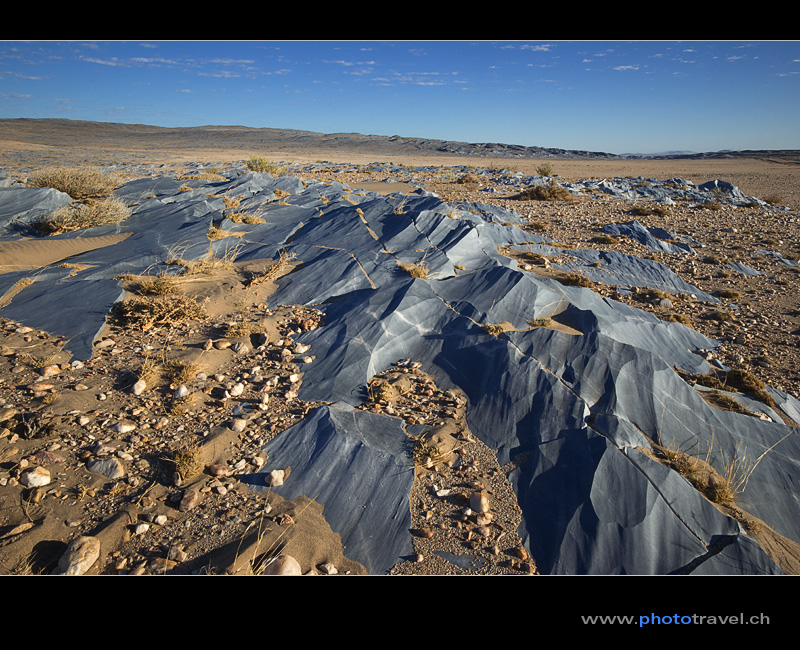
[1,118,797,162]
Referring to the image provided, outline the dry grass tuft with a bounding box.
[398,260,430,279]
[32,197,131,235]
[163,358,202,386]
[558,271,595,288]
[168,244,242,275]
[207,225,243,241]
[135,274,177,296]
[631,202,672,217]
[27,166,120,199]
[482,323,506,336]
[168,443,203,483]
[115,294,206,331]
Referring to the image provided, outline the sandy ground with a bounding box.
[1,138,799,576]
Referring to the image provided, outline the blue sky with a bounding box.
[1,40,798,154]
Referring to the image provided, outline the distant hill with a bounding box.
[0,118,620,160]
[1,118,798,163]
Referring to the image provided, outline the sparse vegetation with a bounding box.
[135,274,177,296]
[31,197,131,235]
[167,244,242,275]
[528,317,552,329]
[557,271,594,288]
[27,166,120,199]
[207,225,243,241]
[631,202,672,217]
[513,179,574,202]
[535,162,554,176]
[167,443,202,483]
[246,156,287,176]
[663,312,694,328]
[398,260,430,279]
[456,172,480,184]
[114,294,207,331]
[714,288,741,300]
[482,323,506,336]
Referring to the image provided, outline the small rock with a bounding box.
[112,421,136,434]
[132,379,147,395]
[150,557,177,574]
[318,561,338,575]
[469,491,490,514]
[179,488,201,512]
[261,555,302,575]
[267,468,285,487]
[55,536,100,575]
[206,463,231,477]
[40,364,60,377]
[20,466,51,488]
[86,457,125,480]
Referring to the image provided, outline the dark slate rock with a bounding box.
[243,405,415,575]
[600,219,695,255]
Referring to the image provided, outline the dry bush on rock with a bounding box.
[32,197,131,235]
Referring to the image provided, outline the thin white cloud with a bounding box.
[520,44,554,52]
[82,56,126,67]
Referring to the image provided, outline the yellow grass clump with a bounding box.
[27,166,120,200]
[32,197,131,235]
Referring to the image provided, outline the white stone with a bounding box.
[262,555,302,575]
[55,536,100,575]
[267,469,285,487]
[20,466,51,488]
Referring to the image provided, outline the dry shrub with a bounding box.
[164,358,201,386]
[168,443,202,483]
[246,156,287,175]
[398,260,430,279]
[168,244,242,275]
[456,172,480,184]
[115,294,206,331]
[663,312,694,328]
[207,225,243,241]
[513,179,574,202]
[482,323,505,336]
[558,271,594,288]
[631,202,672,217]
[135,274,177,296]
[27,167,120,199]
[32,197,130,235]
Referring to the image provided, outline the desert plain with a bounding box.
[0,119,799,576]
